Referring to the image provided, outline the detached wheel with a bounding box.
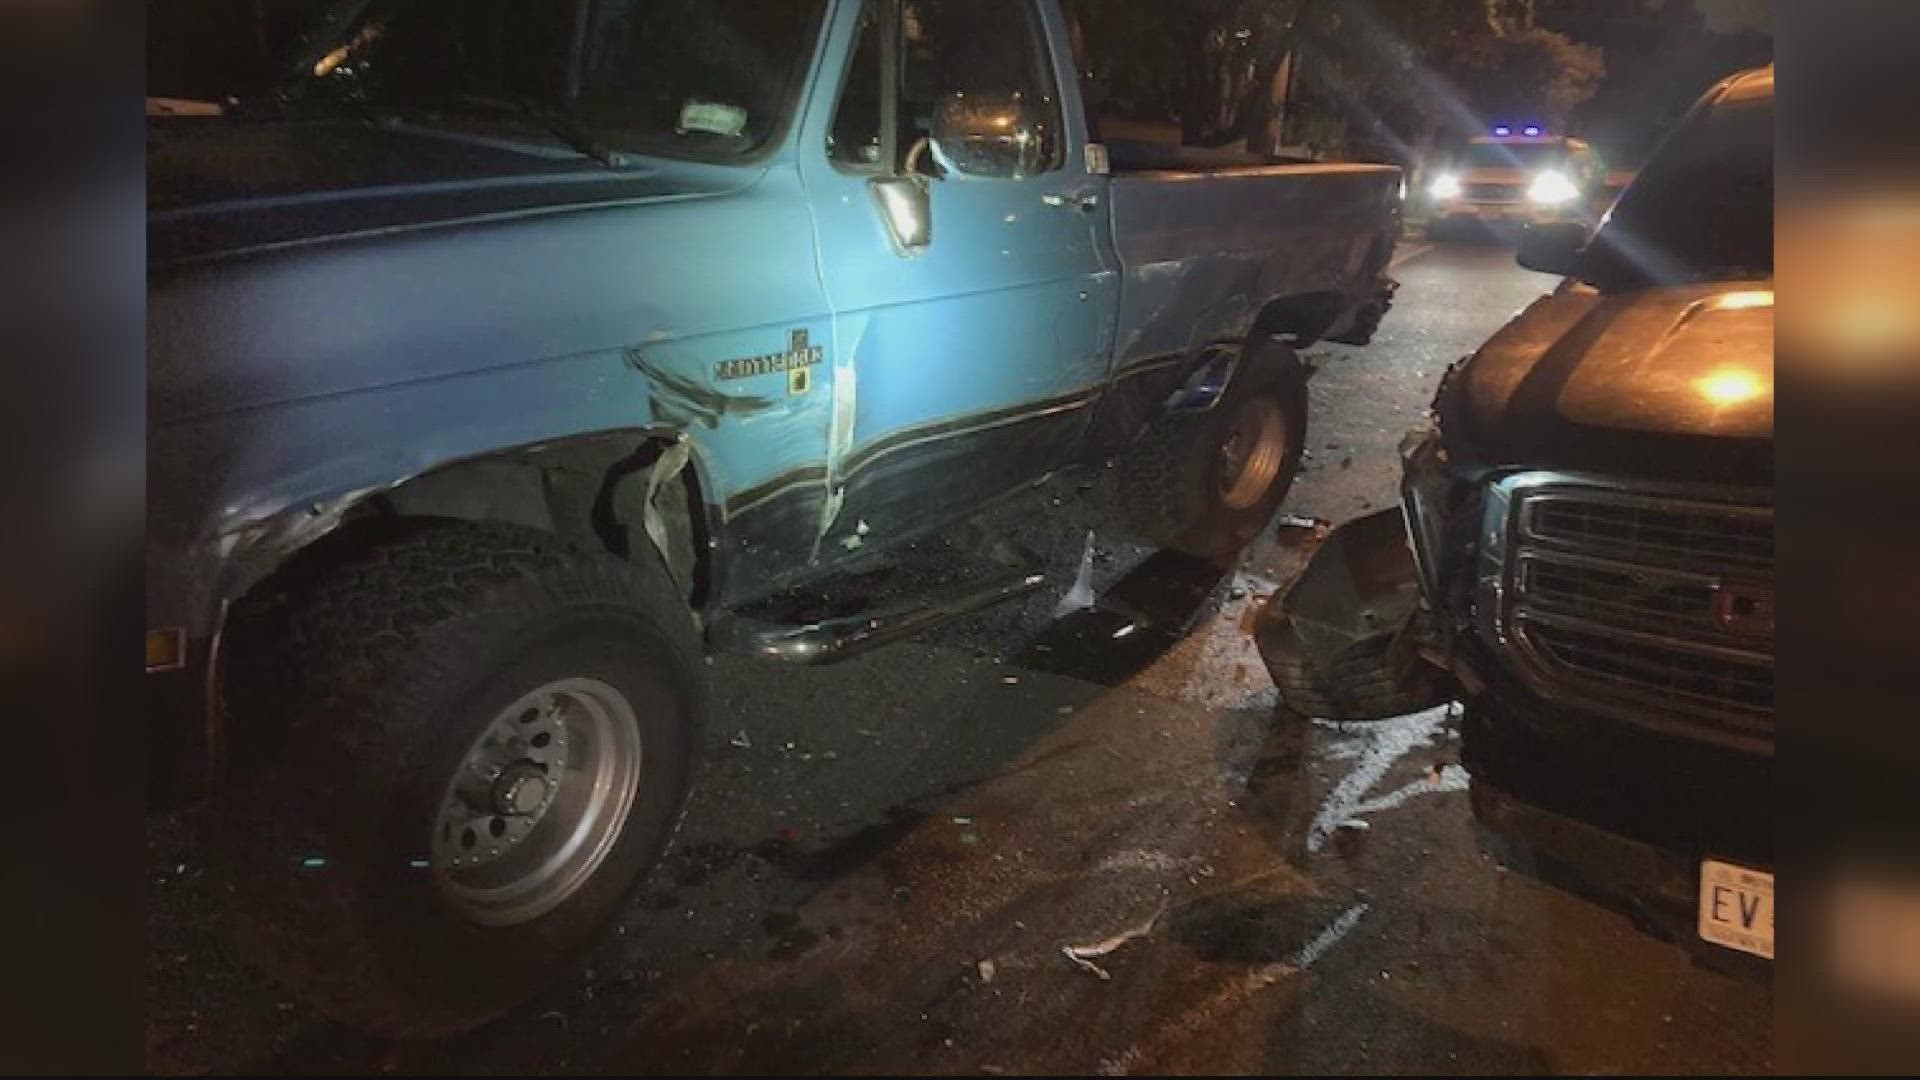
[214,523,702,1039]
[1116,338,1308,560]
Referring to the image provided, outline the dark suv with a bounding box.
[1259,66,1774,969]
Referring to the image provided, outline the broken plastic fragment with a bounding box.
[1111,623,1138,640]
[730,730,752,750]
[1054,531,1098,616]
[976,958,996,983]
[1063,896,1169,980]
[1062,947,1112,981]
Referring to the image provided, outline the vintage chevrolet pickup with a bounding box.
[147,0,1399,1035]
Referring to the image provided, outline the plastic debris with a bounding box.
[1275,513,1324,530]
[1054,530,1098,616]
[1062,897,1169,980]
[730,730,752,750]
[1063,950,1112,981]
[1003,675,1020,684]
[952,816,974,825]
[300,856,327,869]
[976,958,997,984]
[1111,623,1138,640]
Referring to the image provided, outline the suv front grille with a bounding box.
[1464,182,1522,201]
[1527,496,1773,575]
[1482,475,1774,753]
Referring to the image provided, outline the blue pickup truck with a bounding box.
[147,0,1400,1036]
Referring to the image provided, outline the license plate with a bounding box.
[1698,859,1773,959]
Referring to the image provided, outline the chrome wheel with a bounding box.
[1218,396,1290,511]
[432,677,642,926]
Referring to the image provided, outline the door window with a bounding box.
[827,0,1065,175]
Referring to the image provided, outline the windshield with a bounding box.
[154,0,829,164]
[1586,94,1773,288]
[1462,142,1566,171]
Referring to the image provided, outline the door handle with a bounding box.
[1042,190,1101,212]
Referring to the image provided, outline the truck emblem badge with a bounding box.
[1709,582,1774,638]
[714,329,824,396]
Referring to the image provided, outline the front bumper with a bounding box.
[1464,664,1773,972]
[1468,775,1770,978]
[1432,199,1583,227]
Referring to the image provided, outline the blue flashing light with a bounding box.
[1492,125,1512,136]
[1523,125,1543,137]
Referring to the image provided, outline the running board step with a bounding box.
[711,566,1049,664]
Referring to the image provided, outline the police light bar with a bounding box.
[1523,125,1543,136]
[1492,125,1511,136]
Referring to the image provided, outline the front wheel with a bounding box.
[1115,338,1308,560]
[213,523,703,1038]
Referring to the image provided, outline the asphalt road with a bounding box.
[147,239,1773,1075]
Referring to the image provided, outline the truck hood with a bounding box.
[148,118,778,424]
[148,117,746,265]
[1453,279,1774,483]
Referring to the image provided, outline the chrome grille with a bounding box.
[1483,475,1774,752]
[1524,495,1773,575]
[1520,554,1726,639]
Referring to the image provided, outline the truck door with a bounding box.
[797,0,1119,553]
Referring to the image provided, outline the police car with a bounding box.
[1425,125,1605,237]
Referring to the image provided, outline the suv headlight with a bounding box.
[1429,173,1462,200]
[1527,170,1579,205]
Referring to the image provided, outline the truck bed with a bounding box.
[1106,161,1403,370]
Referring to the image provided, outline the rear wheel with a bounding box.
[1115,339,1308,560]
[214,522,702,1038]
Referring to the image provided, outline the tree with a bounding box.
[1073,0,1603,160]
[1280,0,1604,165]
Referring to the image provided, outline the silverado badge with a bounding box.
[715,329,824,396]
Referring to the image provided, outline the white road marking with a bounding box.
[1306,704,1460,853]
[1291,901,1370,970]
[1349,763,1470,816]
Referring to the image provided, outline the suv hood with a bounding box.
[149,117,747,265]
[1451,280,1774,483]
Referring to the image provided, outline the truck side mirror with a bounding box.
[1516,221,1588,278]
[930,90,1046,179]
